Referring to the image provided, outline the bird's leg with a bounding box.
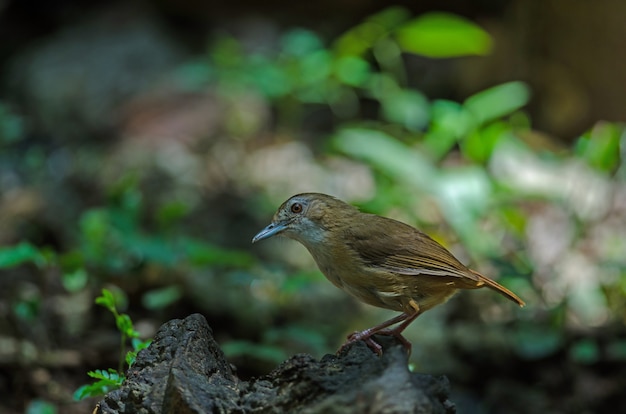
[338,312,411,355]
[376,300,421,355]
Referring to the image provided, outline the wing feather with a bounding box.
[344,214,480,282]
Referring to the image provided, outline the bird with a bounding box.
[252,193,525,355]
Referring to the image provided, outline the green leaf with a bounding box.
[461,121,512,163]
[0,103,24,144]
[156,201,190,228]
[333,56,371,87]
[463,81,530,125]
[332,127,436,190]
[25,399,57,414]
[281,29,324,57]
[395,12,493,58]
[62,268,89,292]
[333,6,410,57]
[115,314,138,339]
[95,289,117,313]
[182,238,254,267]
[575,122,622,172]
[141,286,184,310]
[74,369,125,400]
[380,89,430,131]
[0,242,48,268]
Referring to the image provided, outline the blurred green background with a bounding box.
[1,1,625,413]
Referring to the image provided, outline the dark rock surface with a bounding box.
[97,314,455,414]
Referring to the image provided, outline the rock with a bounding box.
[97,314,455,414]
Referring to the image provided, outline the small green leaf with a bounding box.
[0,242,48,268]
[141,286,183,310]
[281,29,324,57]
[380,89,430,131]
[461,121,511,163]
[332,127,436,190]
[62,268,89,292]
[95,289,117,313]
[156,201,190,228]
[464,81,530,126]
[182,239,254,267]
[334,56,371,87]
[115,314,138,339]
[575,122,622,172]
[395,12,493,58]
[25,399,57,414]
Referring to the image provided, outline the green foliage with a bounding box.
[175,6,495,127]
[395,12,493,57]
[0,102,24,144]
[74,289,151,401]
[0,241,51,268]
[25,400,57,414]
[575,121,623,173]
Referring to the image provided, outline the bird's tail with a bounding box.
[470,269,526,307]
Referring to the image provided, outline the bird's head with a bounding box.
[252,193,358,247]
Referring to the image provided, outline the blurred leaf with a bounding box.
[334,55,371,87]
[334,7,410,57]
[434,167,493,252]
[156,201,190,229]
[62,268,89,292]
[464,81,530,125]
[281,29,324,56]
[0,103,24,144]
[141,285,184,310]
[248,56,291,98]
[280,270,324,294]
[80,209,109,248]
[569,339,599,364]
[182,238,254,268]
[175,59,214,90]
[13,299,40,321]
[380,89,430,131]
[122,234,178,266]
[514,326,563,359]
[332,127,436,189]
[575,122,622,172]
[25,399,56,414]
[423,100,473,159]
[395,12,493,58]
[0,241,49,268]
[461,121,512,163]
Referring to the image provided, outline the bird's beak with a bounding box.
[252,221,288,243]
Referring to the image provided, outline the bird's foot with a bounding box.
[338,330,383,355]
[376,328,412,356]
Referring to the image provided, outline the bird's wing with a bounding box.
[345,215,480,282]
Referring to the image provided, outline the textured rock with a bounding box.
[97,314,455,414]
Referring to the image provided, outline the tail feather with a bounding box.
[470,270,525,307]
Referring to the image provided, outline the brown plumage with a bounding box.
[252,193,525,354]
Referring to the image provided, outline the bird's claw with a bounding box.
[338,329,411,356]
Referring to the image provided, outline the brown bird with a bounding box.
[252,193,525,354]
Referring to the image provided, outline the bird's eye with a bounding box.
[290,203,303,214]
